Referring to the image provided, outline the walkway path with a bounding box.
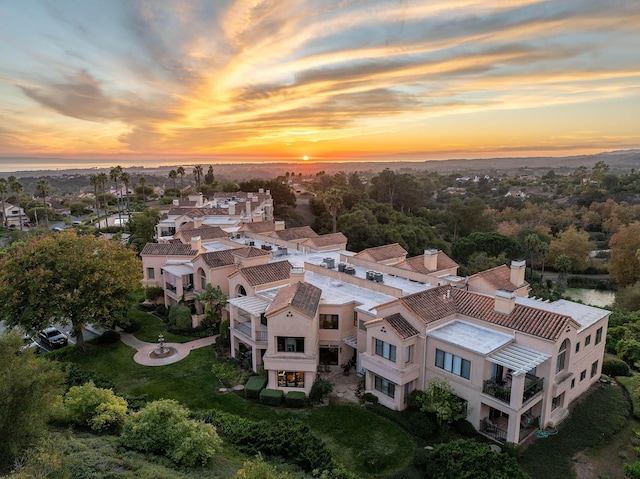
[120,332,217,366]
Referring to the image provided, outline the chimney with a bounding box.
[290,266,305,283]
[510,259,526,287]
[193,216,203,229]
[228,202,236,215]
[246,199,252,218]
[259,188,264,194]
[275,220,285,231]
[190,235,202,252]
[173,199,179,206]
[494,289,516,314]
[424,249,439,271]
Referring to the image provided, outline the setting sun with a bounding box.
[302,156,309,161]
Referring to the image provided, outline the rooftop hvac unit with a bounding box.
[261,245,272,251]
[344,266,356,275]
[337,263,346,272]
[323,257,335,269]
[248,240,255,246]
[366,271,375,281]
[374,272,384,283]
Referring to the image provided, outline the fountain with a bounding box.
[149,333,177,359]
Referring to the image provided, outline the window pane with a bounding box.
[461,359,471,379]
[453,356,462,375]
[390,345,396,362]
[435,349,444,368]
[444,352,453,372]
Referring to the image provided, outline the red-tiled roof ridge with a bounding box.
[140,243,198,256]
[354,243,408,262]
[469,264,528,291]
[398,251,458,274]
[266,282,322,318]
[274,226,319,241]
[384,313,420,339]
[236,260,292,286]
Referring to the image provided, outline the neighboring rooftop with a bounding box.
[429,319,513,355]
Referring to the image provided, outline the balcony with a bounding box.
[166,282,177,293]
[480,418,507,443]
[483,380,511,404]
[234,321,268,344]
[523,375,543,403]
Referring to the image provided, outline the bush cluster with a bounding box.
[89,329,121,345]
[286,391,306,408]
[245,376,267,399]
[602,357,631,377]
[199,410,334,472]
[309,378,333,404]
[64,381,128,432]
[259,388,284,406]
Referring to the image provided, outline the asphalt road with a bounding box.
[1,320,102,352]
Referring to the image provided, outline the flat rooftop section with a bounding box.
[429,320,514,355]
[516,297,609,331]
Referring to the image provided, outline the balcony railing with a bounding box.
[523,376,544,403]
[234,322,268,343]
[166,283,177,293]
[480,418,507,443]
[483,380,511,404]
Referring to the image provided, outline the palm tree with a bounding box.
[176,166,185,198]
[110,166,123,228]
[97,172,109,228]
[193,165,203,192]
[89,174,102,228]
[8,176,24,231]
[524,234,542,282]
[120,172,131,221]
[35,179,50,227]
[555,254,572,289]
[0,178,8,228]
[195,284,228,331]
[322,188,343,233]
[538,241,550,286]
[139,176,147,209]
[168,170,178,196]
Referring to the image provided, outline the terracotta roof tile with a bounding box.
[267,282,322,318]
[469,264,528,291]
[140,243,198,256]
[199,247,271,269]
[174,225,229,242]
[398,251,458,274]
[400,286,573,341]
[384,313,419,339]
[303,233,348,248]
[238,222,277,233]
[354,243,408,262]
[239,260,291,286]
[274,226,318,241]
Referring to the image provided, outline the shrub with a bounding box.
[137,302,156,312]
[60,362,115,390]
[64,381,128,432]
[145,286,164,301]
[603,357,631,377]
[122,318,141,333]
[245,376,267,399]
[408,411,438,439]
[89,329,121,345]
[309,378,333,404]
[361,392,379,404]
[286,391,306,408]
[259,388,284,406]
[120,399,221,468]
[167,303,192,331]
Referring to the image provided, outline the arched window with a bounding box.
[238,285,247,297]
[556,339,568,373]
[198,268,207,290]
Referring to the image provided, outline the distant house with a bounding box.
[504,189,528,199]
[1,202,27,228]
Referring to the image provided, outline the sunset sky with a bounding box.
[1,0,639,169]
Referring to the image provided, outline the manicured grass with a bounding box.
[128,309,197,344]
[300,404,416,477]
[618,374,640,417]
[519,382,631,479]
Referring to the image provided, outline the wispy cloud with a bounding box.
[0,0,638,161]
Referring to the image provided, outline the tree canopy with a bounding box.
[0,231,141,349]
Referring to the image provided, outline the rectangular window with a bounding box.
[551,393,564,411]
[575,342,580,353]
[147,267,155,280]
[571,379,575,389]
[353,311,358,327]
[374,375,396,398]
[591,360,599,378]
[277,336,305,353]
[405,345,412,363]
[596,327,603,345]
[319,314,339,329]
[358,320,367,331]
[277,371,305,388]
[585,335,591,346]
[435,349,471,380]
[375,338,396,362]
[580,370,586,381]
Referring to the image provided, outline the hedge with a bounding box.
[602,357,631,377]
[286,391,306,408]
[260,388,283,406]
[245,376,267,399]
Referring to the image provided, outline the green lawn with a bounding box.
[127,308,198,344]
[67,314,418,477]
[519,382,631,479]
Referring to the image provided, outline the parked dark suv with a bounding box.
[38,327,68,349]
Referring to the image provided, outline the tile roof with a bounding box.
[354,243,408,262]
[167,207,238,217]
[267,282,322,318]
[469,264,528,291]
[238,260,292,286]
[399,286,575,341]
[274,226,318,241]
[303,233,348,248]
[238,222,277,233]
[175,225,229,242]
[398,251,458,274]
[140,243,198,256]
[384,313,420,339]
[199,247,271,268]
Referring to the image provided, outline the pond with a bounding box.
[565,288,615,308]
